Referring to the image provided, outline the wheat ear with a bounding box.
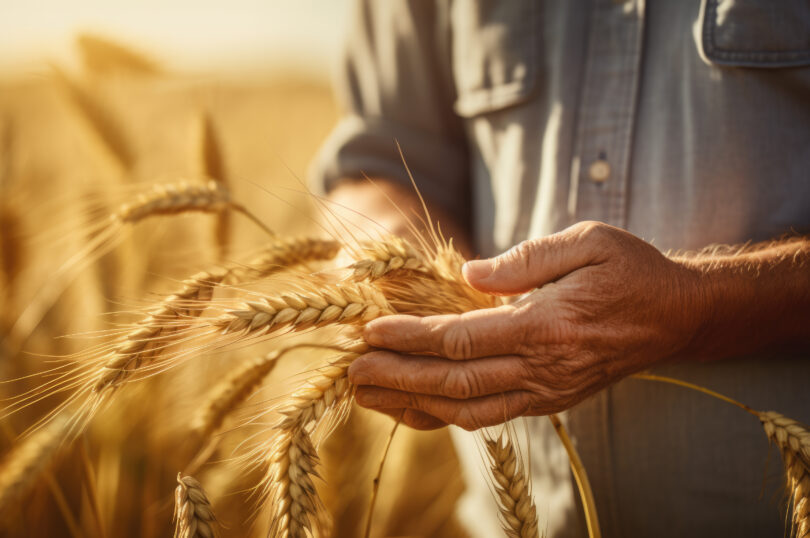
[483,431,540,538]
[266,427,322,538]
[231,237,341,283]
[350,236,423,280]
[215,282,393,335]
[95,269,227,392]
[191,350,281,439]
[0,415,67,513]
[265,344,368,538]
[174,473,219,538]
[759,412,810,537]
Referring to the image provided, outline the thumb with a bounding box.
[462,221,610,295]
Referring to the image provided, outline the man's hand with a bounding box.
[349,221,708,431]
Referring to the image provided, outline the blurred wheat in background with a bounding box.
[0,30,468,537]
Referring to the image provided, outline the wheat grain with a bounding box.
[174,473,219,538]
[483,431,540,538]
[759,411,810,537]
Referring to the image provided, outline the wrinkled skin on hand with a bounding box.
[349,221,707,431]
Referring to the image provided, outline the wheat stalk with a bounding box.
[759,412,810,537]
[482,431,540,538]
[174,473,219,538]
[195,112,231,259]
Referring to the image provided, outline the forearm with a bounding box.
[676,237,810,359]
[328,178,473,256]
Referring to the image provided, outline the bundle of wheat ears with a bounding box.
[1,171,808,538]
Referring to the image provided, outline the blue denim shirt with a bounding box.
[312,1,810,536]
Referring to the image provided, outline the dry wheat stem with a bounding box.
[175,473,219,538]
[483,432,540,538]
[548,414,601,538]
[197,112,231,259]
[759,412,810,538]
[215,282,393,336]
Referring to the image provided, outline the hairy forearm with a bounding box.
[675,236,810,359]
[328,178,472,256]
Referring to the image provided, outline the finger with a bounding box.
[354,386,533,431]
[349,351,528,398]
[374,407,447,430]
[364,306,524,359]
[462,220,619,295]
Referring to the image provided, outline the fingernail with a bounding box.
[462,259,494,283]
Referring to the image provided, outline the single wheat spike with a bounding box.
[350,236,423,280]
[231,237,341,283]
[264,344,367,538]
[267,427,322,538]
[94,268,227,392]
[0,415,67,513]
[116,181,232,223]
[215,282,393,335]
[759,411,810,537]
[483,432,540,538]
[276,343,368,432]
[191,350,282,439]
[174,473,219,538]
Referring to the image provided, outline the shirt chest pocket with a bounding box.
[699,0,810,67]
[450,0,539,117]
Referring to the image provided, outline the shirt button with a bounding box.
[588,159,611,183]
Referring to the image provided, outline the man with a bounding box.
[311,1,810,536]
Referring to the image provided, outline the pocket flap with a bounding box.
[699,0,810,67]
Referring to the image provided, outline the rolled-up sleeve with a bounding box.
[310,0,471,224]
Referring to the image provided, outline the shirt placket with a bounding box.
[567,1,646,537]
[569,0,645,229]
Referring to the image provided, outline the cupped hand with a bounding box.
[349,221,707,431]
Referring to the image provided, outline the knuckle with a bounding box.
[444,367,479,399]
[453,407,481,431]
[441,322,475,359]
